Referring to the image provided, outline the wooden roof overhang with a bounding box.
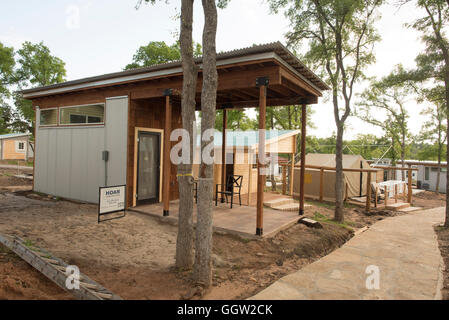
[22,42,329,109]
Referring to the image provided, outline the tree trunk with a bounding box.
[401,136,405,182]
[445,74,449,227]
[334,123,345,222]
[436,124,442,194]
[175,0,197,269]
[194,0,217,288]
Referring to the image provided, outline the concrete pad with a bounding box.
[250,207,445,300]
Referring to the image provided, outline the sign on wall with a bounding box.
[98,185,126,223]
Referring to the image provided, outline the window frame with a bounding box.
[15,141,26,153]
[424,167,430,181]
[39,107,59,127]
[59,103,105,126]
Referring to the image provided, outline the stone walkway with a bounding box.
[251,207,445,300]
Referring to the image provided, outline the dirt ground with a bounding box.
[0,168,33,188]
[412,191,446,209]
[0,169,445,300]
[435,225,449,300]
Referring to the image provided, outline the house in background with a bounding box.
[193,130,299,205]
[405,160,447,193]
[0,133,34,161]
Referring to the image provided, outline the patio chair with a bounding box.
[215,175,243,209]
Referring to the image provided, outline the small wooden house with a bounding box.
[0,133,33,161]
[193,130,299,204]
[22,42,329,235]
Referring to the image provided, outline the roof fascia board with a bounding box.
[23,51,322,99]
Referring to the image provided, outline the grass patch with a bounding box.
[313,212,356,230]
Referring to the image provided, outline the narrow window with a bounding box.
[40,109,58,126]
[425,167,429,180]
[60,104,105,125]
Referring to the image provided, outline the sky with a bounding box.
[0,0,430,140]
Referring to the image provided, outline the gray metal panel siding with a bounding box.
[33,96,128,203]
[105,97,128,187]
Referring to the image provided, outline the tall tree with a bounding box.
[175,0,197,270]
[419,86,446,193]
[401,0,449,225]
[269,0,383,221]
[140,0,198,269]
[124,40,202,70]
[0,42,15,100]
[15,41,66,132]
[194,0,218,289]
[356,73,411,180]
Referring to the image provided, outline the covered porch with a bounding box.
[130,197,301,239]
[130,43,329,236]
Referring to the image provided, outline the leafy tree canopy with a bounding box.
[125,41,202,70]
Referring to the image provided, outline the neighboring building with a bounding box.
[405,160,447,193]
[369,158,418,183]
[21,42,328,214]
[0,133,34,161]
[193,130,299,204]
[293,154,375,201]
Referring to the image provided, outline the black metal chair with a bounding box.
[215,175,243,208]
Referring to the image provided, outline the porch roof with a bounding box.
[22,42,329,106]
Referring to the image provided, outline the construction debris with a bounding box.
[298,217,323,229]
[0,233,122,300]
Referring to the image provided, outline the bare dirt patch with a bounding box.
[0,187,438,300]
[0,244,71,300]
[435,225,449,300]
[0,190,356,300]
[413,191,446,209]
[0,169,32,188]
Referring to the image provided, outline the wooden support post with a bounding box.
[375,186,378,208]
[395,184,398,203]
[299,104,307,216]
[221,109,227,203]
[319,168,324,202]
[163,90,172,216]
[289,137,296,196]
[366,172,372,212]
[282,165,287,195]
[256,77,268,236]
[344,183,348,202]
[407,168,412,204]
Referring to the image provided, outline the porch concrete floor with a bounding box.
[130,197,301,238]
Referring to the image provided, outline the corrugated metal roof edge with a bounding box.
[0,133,31,140]
[21,42,329,96]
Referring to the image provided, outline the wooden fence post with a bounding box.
[365,172,371,212]
[319,168,324,202]
[407,168,412,204]
[282,165,287,195]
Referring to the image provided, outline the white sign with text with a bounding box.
[99,185,126,214]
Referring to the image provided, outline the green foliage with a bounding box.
[0,42,15,99]
[13,42,66,133]
[125,41,202,70]
[269,0,383,103]
[214,109,256,131]
[16,42,66,87]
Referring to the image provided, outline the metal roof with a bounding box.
[196,130,300,147]
[22,42,329,97]
[0,133,31,140]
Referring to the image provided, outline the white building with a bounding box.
[370,158,447,193]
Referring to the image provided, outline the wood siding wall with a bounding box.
[126,98,182,207]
